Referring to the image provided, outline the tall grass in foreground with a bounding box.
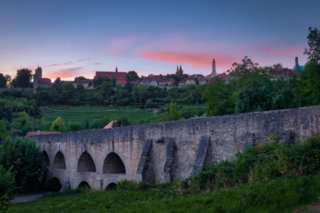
[8,175,320,213]
[184,134,320,192]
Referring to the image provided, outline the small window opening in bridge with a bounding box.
[105,182,117,191]
[77,151,96,172]
[53,151,66,169]
[42,151,50,167]
[78,181,91,190]
[48,177,62,192]
[103,152,126,174]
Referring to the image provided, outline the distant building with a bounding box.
[73,77,92,89]
[94,67,128,86]
[206,58,217,79]
[140,75,174,88]
[179,77,197,87]
[33,67,51,90]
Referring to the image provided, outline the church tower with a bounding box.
[33,66,42,91]
[211,58,216,76]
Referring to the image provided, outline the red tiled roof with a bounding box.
[217,73,229,81]
[94,71,127,85]
[38,78,51,84]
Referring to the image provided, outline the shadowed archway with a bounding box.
[48,177,62,192]
[105,182,117,191]
[78,181,91,190]
[53,151,66,169]
[42,151,50,167]
[103,152,126,174]
[77,151,96,172]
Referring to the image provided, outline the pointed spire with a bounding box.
[211,58,216,76]
[295,57,299,66]
[115,67,118,72]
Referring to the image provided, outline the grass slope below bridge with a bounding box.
[40,106,161,128]
[8,174,320,213]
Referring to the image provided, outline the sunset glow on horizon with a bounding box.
[1,0,319,80]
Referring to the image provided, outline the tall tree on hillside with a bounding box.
[202,77,235,116]
[126,71,139,81]
[11,69,32,88]
[50,117,65,131]
[0,73,6,88]
[300,27,320,105]
[304,27,320,64]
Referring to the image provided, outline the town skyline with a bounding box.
[1,0,319,80]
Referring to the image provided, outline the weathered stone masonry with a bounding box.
[34,105,320,191]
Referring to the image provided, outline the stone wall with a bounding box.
[34,105,320,191]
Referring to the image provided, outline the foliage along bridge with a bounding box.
[33,105,320,191]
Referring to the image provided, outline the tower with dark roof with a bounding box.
[212,58,216,76]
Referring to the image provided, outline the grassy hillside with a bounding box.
[40,106,161,128]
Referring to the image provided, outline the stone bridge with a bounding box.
[33,105,320,191]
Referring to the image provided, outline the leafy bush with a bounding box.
[0,166,15,213]
[0,137,44,192]
[185,134,320,192]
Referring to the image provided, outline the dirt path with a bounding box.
[11,193,46,204]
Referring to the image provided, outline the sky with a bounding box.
[0,0,319,80]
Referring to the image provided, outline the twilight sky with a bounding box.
[0,0,319,80]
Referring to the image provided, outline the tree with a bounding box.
[0,166,15,212]
[126,71,139,81]
[202,77,235,116]
[10,111,33,136]
[50,117,65,131]
[227,56,259,78]
[235,72,273,113]
[0,137,44,192]
[160,101,183,121]
[11,68,32,88]
[304,27,320,64]
[300,62,320,105]
[0,73,7,88]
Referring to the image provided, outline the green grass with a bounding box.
[8,174,320,213]
[40,106,161,128]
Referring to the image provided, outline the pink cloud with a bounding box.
[140,50,236,68]
[258,45,304,55]
[47,61,73,67]
[107,36,139,55]
[46,67,83,80]
[77,57,92,62]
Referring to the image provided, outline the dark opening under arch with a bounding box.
[105,182,117,191]
[42,151,50,167]
[48,177,62,192]
[78,181,91,190]
[77,151,96,172]
[103,152,126,174]
[53,151,66,169]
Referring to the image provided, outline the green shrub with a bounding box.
[0,137,44,193]
[185,134,320,192]
[0,166,15,213]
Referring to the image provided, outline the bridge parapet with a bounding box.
[33,105,320,190]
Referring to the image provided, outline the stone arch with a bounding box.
[53,151,66,169]
[103,152,126,174]
[105,182,117,191]
[42,151,50,167]
[48,177,62,192]
[77,151,96,172]
[78,181,91,189]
